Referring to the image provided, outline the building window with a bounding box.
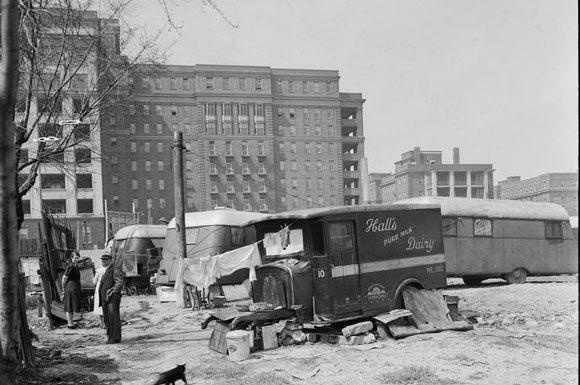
[111,137,117,146]
[317,196,324,206]
[111,155,118,164]
[186,160,193,171]
[327,108,333,119]
[209,141,216,156]
[243,178,250,192]
[155,77,162,90]
[242,162,249,174]
[41,174,65,189]
[244,198,251,211]
[130,123,136,134]
[302,80,308,93]
[143,124,150,134]
[226,162,233,174]
[329,143,335,154]
[291,160,297,172]
[279,161,285,171]
[158,161,164,171]
[328,125,334,137]
[315,108,321,119]
[291,143,297,154]
[44,199,66,214]
[113,196,119,205]
[129,105,135,115]
[306,178,312,190]
[131,161,137,171]
[146,180,152,190]
[77,199,93,214]
[292,178,298,189]
[145,161,151,171]
[225,141,232,156]
[290,125,296,136]
[76,174,92,189]
[307,196,313,208]
[289,108,295,119]
[239,77,246,91]
[209,162,217,174]
[317,178,323,189]
[305,161,311,172]
[143,105,149,115]
[206,76,213,90]
[326,81,332,93]
[171,106,178,116]
[288,80,294,93]
[155,105,162,116]
[314,81,320,93]
[316,143,322,155]
[184,123,192,135]
[159,180,165,190]
[258,142,265,156]
[187,198,194,208]
[305,142,311,154]
[132,180,138,190]
[130,142,137,152]
[157,142,163,152]
[304,125,310,137]
[112,175,119,184]
[223,77,230,90]
[303,108,310,119]
[241,141,249,156]
[170,77,176,90]
[255,78,262,91]
[258,162,266,174]
[160,198,166,208]
[317,160,323,172]
[329,160,335,172]
[133,199,139,209]
[144,142,150,153]
[259,199,267,211]
[315,125,321,136]
[183,78,190,91]
[186,179,194,189]
[156,124,162,134]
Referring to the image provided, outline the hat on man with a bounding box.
[101,254,113,259]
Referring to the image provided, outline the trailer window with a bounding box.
[442,218,457,236]
[545,221,563,239]
[263,228,304,258]
[473,219,492,237]
[230,228,245,246]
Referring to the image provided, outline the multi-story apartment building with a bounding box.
[374,147,494,204]
[17,10,117,250]
[17,10,366,249]
[495,173,578,216]
[101,64,366,224]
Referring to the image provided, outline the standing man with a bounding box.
[98,254,124,344]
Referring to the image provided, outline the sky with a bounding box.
[123,0,578,182]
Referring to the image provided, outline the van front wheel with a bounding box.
[462,276,484,286]
[503,268,527,284]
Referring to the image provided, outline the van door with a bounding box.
[327,221,362,316]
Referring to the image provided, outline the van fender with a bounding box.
[392,278,425,309]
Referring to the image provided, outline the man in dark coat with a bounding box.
[98,254,124,343]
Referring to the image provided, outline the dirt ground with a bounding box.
[19,275,578,385]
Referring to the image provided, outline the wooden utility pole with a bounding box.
[172,131,187,307]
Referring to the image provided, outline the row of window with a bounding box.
[22,199,93,215]
[131,104,193,118]
[280,159,336,173]
[210,177,268,194]
[131,76,193,91]
[281,177,336,191]
[204,120,266,136]
[131,180,166,191]
[274,79,335,95]
[209,141,267,157]
[130,141,165,153]
[278,124,335,137]
[209,161,267,175]
[442,218,564,239]
[278,107,334,120]
[126,122,192,136]
[40,174,92,189]
[281,195,337,209]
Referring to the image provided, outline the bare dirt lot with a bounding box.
[20,276,578,385]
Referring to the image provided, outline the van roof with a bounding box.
[114,225,167,240]
[244,203,440,225]
[396,197,570,221]
[166,210,268,229]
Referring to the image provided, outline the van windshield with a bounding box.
[263,228,304,259]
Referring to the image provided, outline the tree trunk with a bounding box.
[0,0,22,363]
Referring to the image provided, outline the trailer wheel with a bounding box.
[503,268,527,284]
[462,276,484,286]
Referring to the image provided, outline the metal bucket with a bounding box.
[226,330,251,361]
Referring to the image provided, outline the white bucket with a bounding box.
[226,330,251,362]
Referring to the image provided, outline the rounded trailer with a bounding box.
[112,224,167,294]
[156,209,268,286]
[397,197,578,285]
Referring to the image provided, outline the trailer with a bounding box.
[397,197,578,285]
[203,203,447,334]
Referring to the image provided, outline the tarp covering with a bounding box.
[181,244,262,289]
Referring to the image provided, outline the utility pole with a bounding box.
[172,131,187,307]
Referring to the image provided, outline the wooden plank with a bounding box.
[208,321,231,354]
[373,309,413,325]
[388,321,474,338]
[402,288,451,325]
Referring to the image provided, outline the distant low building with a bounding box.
[495,173,578,216]
[375,147,494,204]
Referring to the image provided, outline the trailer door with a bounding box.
[327,221,362,316]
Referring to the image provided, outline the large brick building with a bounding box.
[372,147,494,204]
[495,173,578,216]
[100,64,366,225]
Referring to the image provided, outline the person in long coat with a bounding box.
[98,254,124,343]
[62,251,81,328]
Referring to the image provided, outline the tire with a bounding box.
[462,276,484,286]
[504,268,527,284]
